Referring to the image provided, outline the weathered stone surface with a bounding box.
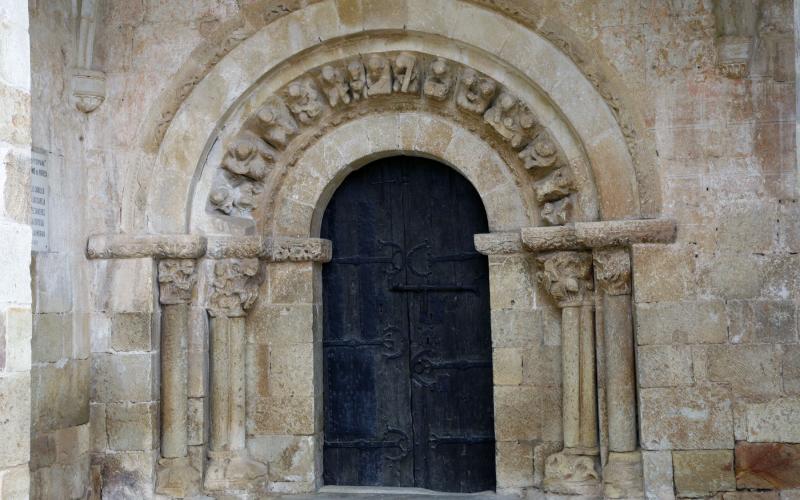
[0,372,30,468]
[248,435,316,485]
[106,402,158,451]
[735,442,800,490]
[635,300,728,345]
[90,352,157,403]
[637,344,693,388]
[268,262,313,304]
[31,312,67,363]
[248,304,314,345]
[603,451,644,499]
[640,385,733,450]
[632,244,696,303]
[746,398,800,442]
[496,440,534,488]
[727,300,797,344]
[523,219,677,251]
[673,449,735,498]
[91,450,158,499]
[493,348,523,385]
[110,312,155,352]
[3,307,31,371]
[494,385,540,441]
[31,360,89,434]
[263,237,332,262]
[474,232,524,255]
[642,450,674,500]
[707,344,782,396]
[0,464,29,500]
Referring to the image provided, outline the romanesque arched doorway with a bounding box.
[320,156,496,493]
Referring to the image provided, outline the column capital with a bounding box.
[158,259,197,305]
[207,258,261,318]
[537,251,594,307]
[593,248,631,296]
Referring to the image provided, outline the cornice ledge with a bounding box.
[521,219,676,252]
[86,234,207,259]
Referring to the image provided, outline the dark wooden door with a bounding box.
[321,156,495,493]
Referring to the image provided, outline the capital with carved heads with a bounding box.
[207,258,261,318]
[537,251,594,307]
[158,259,197,305]
[593,248,631,296]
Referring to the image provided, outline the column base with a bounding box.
[204,451,268,491]
[156,456,201,498]
[543,451,602,497]
[603,451,644,499]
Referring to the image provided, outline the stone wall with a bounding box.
[18,0,800,498]
[0,0,32,498]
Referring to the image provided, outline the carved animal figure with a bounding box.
[456,68,497,114]
[286,79,323,124]
[319,65,351,107]
[423,58,453,100]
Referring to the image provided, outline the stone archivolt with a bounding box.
[208,51,576,227]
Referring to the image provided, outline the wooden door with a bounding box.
[321,156,495,493]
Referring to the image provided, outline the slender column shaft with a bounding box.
[229,316,247,452]
[578,303,598,450]
[209,316,231,454]
[561,306,581,448]
[161,303,189,458]
[604,294,637,452]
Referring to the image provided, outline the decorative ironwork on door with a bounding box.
[321,156,495,493]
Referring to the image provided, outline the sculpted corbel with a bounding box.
[319,65,351,107]
[255,99,298,149]
[286,78,324,125]
[392,52,420,94]
[456,68,497,114]
[423,58,454,101]
[365,54,392,96]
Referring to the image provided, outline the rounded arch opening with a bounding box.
[318,155,496,493]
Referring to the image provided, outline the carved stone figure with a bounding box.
[483,92,535,148]
[520,133,559,171]
[456,68,497,114]
[392,52,419,94]
[541,196,571,226]
[346,59,367,101]
[423,58,454,101]
[537,251,594,307]
[286,78,324,125]
[209,185,235,215]
[534,167,575,203]
[207,258,260,318]
[544,452,602,496]
[319,65,351,107]
[158,259,197,305]
[255,100,298,148]
[365,54,392,96]
[221,136,273,182]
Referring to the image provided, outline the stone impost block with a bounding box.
[86,234,207,259]
[673,449,735,498]
[110,312,156,352]
[263,237,332,263]
[91,352,157,403]
[205,236,262,259]
[0,372,30,468]
[106,402,158,451]
[474,232,524,255]
[642,450,674,500]
[736,442,800,490]
[637,344,693,388]
[640,385,733,450]
[521,218,676,251]
[746,398,800,442]
[635,300,727,345]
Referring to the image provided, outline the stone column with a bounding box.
[538,251,601,497]
[594,248,643,498]
[156,259,201,497]
[204,258,267,491]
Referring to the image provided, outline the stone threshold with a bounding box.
[273,485,507,499]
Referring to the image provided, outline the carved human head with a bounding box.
[431,58,448,76]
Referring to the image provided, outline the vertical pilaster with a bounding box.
[156,259,201,497]
[204,258,267,491]
[538,252,601,497]
[594,248,643,499]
